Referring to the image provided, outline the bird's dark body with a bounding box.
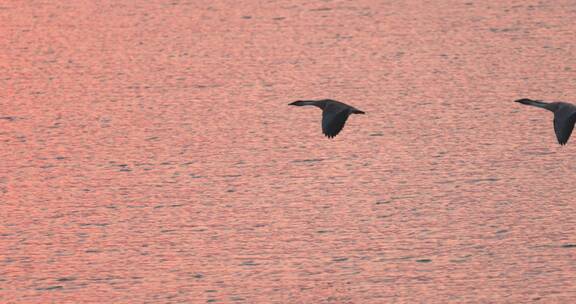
[289,99,365,138]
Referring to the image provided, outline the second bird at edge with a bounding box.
[515,98,576,145]
[289,99,365,138]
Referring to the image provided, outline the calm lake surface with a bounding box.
[2,1,576,303]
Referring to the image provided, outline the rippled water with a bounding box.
[2,1,576,303]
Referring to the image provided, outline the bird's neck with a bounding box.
[299,101,319,106]
[299,100,326,109]
[524,99,556,112]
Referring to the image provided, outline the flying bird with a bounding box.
[515,98,576,145]
[289,99,365,138]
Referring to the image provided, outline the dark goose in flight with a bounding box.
[515,98,576,145]
[289,99,365,138]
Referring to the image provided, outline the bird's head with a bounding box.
[289,100,324,108]
[514,98,535,105]
[289,100,308,106]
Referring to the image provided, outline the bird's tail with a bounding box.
[514,98,549,109]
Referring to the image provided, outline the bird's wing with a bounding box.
[553,105,576,145]
[322,108,350,138]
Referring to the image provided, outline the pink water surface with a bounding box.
[1,0,576,303]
